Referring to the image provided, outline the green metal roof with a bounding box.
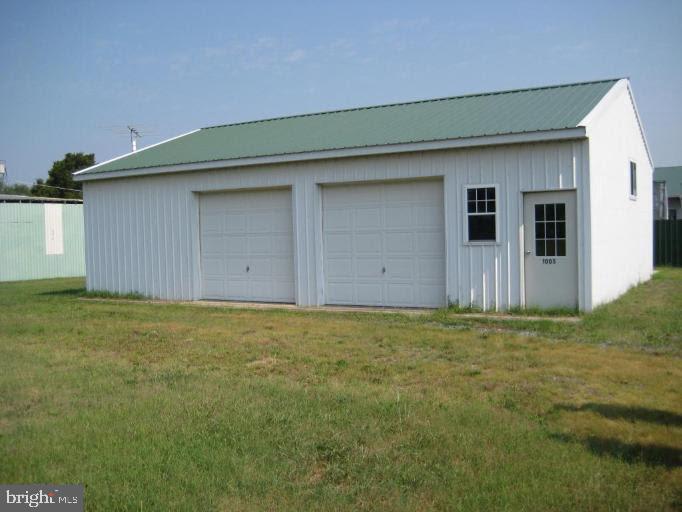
[81,79,619,176]
[654,166,682,197]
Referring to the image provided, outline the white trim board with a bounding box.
[74,129,200,176]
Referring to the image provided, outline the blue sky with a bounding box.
[1,0,680,184]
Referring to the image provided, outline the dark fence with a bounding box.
[654,220,682,267]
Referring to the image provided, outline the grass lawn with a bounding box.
[1,269,681,511]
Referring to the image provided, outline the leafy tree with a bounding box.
[31,152,94,199]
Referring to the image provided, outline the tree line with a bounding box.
[0,152,94,199]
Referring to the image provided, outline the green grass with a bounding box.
[433,268,682,352]
[81,289,147,300]
[1,271,681,510]
[444,303,579,318]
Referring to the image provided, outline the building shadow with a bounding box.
[39,287,86,297]
[550,432,681,468]
[554,403,682,427]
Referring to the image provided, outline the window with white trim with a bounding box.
[466,186,496,242]
[630,161,637,197]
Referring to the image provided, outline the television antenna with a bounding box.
[98,124,156,152]
[127,126,141,152]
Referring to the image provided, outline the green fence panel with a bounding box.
[654,219,682,267]
[0,203,85,282]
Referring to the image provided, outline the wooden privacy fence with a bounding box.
[654,220,682,267]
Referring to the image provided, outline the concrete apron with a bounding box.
[80,297,580,322]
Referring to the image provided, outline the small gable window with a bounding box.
[630,161,637,198]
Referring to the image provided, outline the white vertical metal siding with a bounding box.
[82,140,587,310]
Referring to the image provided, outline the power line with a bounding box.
[34,183,82,193]
[14,181,82,193]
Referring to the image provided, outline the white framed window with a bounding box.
[629,161,637,198]
[464,185,498,243]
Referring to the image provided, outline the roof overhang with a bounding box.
[75,126,586,182]
[579,78,653,168]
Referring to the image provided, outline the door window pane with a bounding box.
[534,202,567,257]
[556,203,565,221]
[547,222,556,238]
[536,240,545,256]
[556,222,565,239]
[546,239,556,256]
[536,222,545,239]
[535,204,544,221]
[546,204,555,221]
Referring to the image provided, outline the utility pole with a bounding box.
[0,161,6,187]
[127,126,141,152]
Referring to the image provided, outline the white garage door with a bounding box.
[323,180,446,308]
[200,189,295,303]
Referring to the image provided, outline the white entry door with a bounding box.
[523,190,578,309]
[200,189,295,303]
[322,180,446,308]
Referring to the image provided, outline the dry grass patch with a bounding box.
[1,272,681,510]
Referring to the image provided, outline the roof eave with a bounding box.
[75,127,587,182]
[73,129,201,177]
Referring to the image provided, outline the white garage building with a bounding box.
[75,78,653,311]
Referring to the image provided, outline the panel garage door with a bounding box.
[200,189,295,303]
[323,180,446,307]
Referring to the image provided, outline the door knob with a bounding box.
[524,250,531,255]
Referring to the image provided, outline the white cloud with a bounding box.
[284,49,306,63]
[195,37,310,73]
[370,17,430,35]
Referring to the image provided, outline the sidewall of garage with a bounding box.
[82,140,591,311]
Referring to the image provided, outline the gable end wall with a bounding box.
[584,81,653,308]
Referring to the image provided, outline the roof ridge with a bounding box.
[202,78,623,130]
